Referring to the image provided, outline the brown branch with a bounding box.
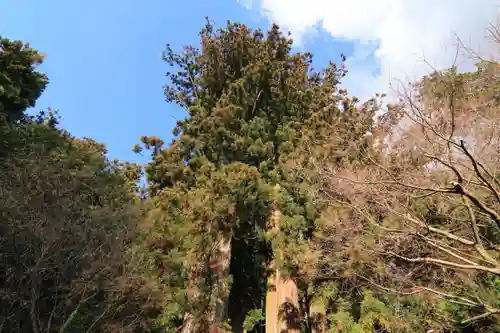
[487,244,500,252]
[29,246,51,333]
[335,196,492,268]
[452,182,500,230]
[355,274,479,307]
[412,190,440,199]
[461,309,500,324]
[30,279,40,333]
[85,307,109,333]
[336,173,454,195]
[424,153,463,184]
[459,139,500,205]
[59,289,98,333]
[423,233,495,266]
[46,281,61,333]
[251,90,263,117]
[329,198,405,234]
[331,195,498,270]
[358,274,500,325]
[416,233,480,266]
[388,210,475,247]
[462,196,498,265]
[397,89,463,151]
[385,251,500,275]
[478,162,500,191]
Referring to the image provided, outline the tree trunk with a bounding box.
[310,298,327,333]
[265,272,279,333]
[265,208,300,333]
[182,237,232,333]
[181,313,196,333]
[209,238,232,332]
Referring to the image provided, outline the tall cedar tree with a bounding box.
[137,20,375,333]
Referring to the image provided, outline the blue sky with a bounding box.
[1,0,355,165]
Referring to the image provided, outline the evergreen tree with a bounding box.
[0,36,48,123]
[137,19,374,333]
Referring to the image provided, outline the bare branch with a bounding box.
[425,153,463,184]
[459,139,500,205]
[58,288,99,333]
[336,173,454,195]
[416,233,479,266]
[461,309,500,325]
[384,251,500,275]
[386,209,475,247]
[85,308,109,333]
[453,182,500,230]
[462,196,498,265]
[355,274,481,308]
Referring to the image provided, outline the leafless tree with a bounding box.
[315,27,500,328]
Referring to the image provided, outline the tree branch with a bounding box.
[425,153,463,184]
[462,195,498,265]
[336,173,454,195]
[389,210,475,247]
[416,233,480,266]
[385,251,500,275]
[452,182,500,230]
[461,309,500,324]
[459,139,500,205]
[59,288,98,333]
[355,274,479,308]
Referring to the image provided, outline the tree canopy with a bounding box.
[1,18,499,333]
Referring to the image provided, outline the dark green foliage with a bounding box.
[0,37,48,123]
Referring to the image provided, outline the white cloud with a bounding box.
[238,0,500,101]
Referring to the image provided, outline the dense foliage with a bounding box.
[0,38,148,333]
[1,20,498,333]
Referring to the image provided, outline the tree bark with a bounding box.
[182,237,232,333]
[265,208,299,333]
